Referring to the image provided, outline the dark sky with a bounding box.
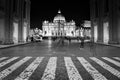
[30,0,90,29]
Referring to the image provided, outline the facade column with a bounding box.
[117,0,120,43]
[9,0,14,44]
[4,0,14,44]
[25,0,31,42]
[109,0,119,44]
[97,0,104,43]
[18,0,24,43]
[90,0,95,42]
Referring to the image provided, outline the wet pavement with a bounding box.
[0,40,120,80]
[0,40,120,57]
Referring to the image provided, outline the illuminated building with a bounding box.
[83,20,91,39]
[75,27,84,37]
[29,28,43,36]
[42,10,76,37]
[75,20,91,39]
[0,0,30,44]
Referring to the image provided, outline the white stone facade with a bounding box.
[42,10,76,37]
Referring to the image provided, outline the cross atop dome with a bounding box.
[58,10,61,14]
[53,9,65,22]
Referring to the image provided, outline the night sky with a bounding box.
[30,0,90,29]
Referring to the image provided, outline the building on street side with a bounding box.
[0,0,30,44]
[75,20,91,40]
[90,0,120,44]
[42,10,76,38]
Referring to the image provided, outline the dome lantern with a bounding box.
[58,10,61,14]
[53,10,65,22]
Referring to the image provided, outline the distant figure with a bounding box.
[77,37,79,42]
[69,37,71,43]
[26,35,30,42]
[53,37,56,41]
[31,35,34,42]
[61,37,64,45]
[80,37,84,48]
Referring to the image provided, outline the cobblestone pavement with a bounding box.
[0,40,120,80]
[0,56,120,80]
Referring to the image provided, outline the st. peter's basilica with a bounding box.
[42,10,76,37]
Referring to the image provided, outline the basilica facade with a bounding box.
[42,10,76,37]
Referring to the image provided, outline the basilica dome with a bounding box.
[53,10,66,22]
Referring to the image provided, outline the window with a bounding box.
[52,32,54,35]
[45,31,47,34]
[71,31,74,35]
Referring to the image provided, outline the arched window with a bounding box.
[44,31,47,34]
[52,32,54,35]
[71,31,74,35]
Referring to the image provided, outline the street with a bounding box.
[1,0,120,80]
[0,40,120,80]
